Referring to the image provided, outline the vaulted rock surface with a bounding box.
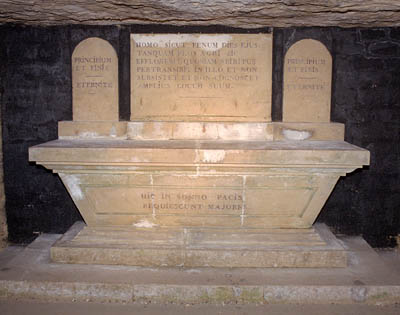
[1,0,400,27]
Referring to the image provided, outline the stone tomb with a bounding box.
[29,35,369,268]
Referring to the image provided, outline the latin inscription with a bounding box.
[71,37,119,121]
[134,46,258,91]
[282,39,332,122]
[285,58,327,91]
[73,56,114,92]
[140,191,244,213]
[130,34,272,121]
[86,185,314,217]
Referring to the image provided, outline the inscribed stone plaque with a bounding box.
[85,186,312,217]
[72,37,118,121]
[282,39,332,122]
[130,34,272,122]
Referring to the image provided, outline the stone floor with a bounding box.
[0,300,400,315]
[0,230,399,307]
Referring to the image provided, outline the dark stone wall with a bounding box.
[323,28,400,247]
[1,26,78,243]
[0,25,399,247]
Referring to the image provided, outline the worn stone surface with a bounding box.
[72,37,119,121]
[127,122,274,140]
[272,123,344,141]
[1,1,400,28]
[58,121,128,139]
[131,34,272,122]
[283,39,332,122]
[51,222,347,268]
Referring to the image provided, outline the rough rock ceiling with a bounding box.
[1,0,400,28]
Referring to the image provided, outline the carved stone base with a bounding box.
[51,222,347,268]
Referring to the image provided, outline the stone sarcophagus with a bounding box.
[29,34,369,268]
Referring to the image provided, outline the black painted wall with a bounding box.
[0,25,399,247]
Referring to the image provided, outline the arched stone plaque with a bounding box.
[283,39,332,122]
[72,37,118,121]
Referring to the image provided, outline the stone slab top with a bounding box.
[29,139,370,167]
[30,139,368,151]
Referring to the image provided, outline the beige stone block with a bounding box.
[49,121,356,143]
[58,121,127,139]
[127,121,274,140]
[86,187,153,215]
[243,216,307,229]
[52,247,184,267]
[184,227,326,247]
[245,175,316,188]
[272,122,345,141]
[155,215,242,227]
[244,188,314,215]
[73,174,129,185]
[94,214,242,228]
[184,249,346,268]
[152,174,243,187]
[72,37,118,121]
[51,171,341,229]
[59,173,97,225]
[301,175,340,225]
[283,39,332,122]
[94,214,151,226]
[130,34,272,122]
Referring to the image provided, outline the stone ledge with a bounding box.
[29,139,369,166]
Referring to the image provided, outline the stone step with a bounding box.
[0,227,399,305]
[51,222,346,268]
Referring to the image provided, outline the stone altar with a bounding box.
[29,34,369,268]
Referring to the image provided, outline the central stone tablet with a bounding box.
[130,34,272,121]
